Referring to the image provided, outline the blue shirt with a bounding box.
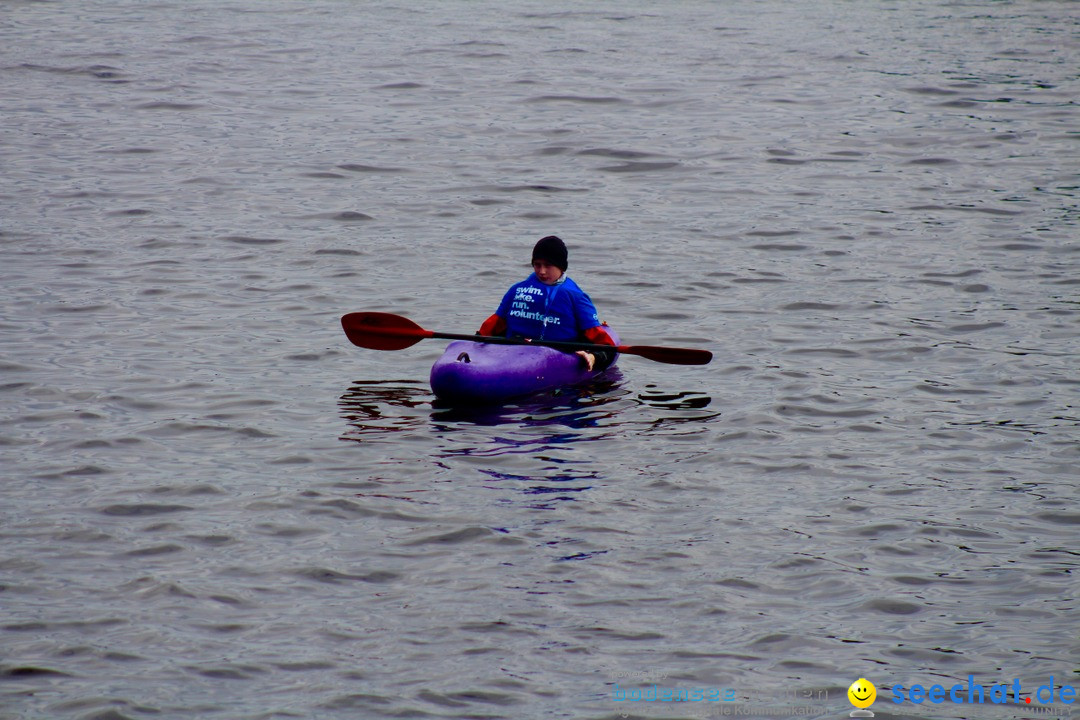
[495,273,602,341]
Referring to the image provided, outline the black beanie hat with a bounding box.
[532,235,568,272]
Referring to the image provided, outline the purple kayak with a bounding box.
[429,330,620,404]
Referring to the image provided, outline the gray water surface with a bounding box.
[2,1,1077,718]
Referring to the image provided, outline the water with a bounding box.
[2,1,1077,718]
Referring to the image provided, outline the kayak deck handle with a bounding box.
[456,352,471,363]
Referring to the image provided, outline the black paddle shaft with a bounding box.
[430,331,616,354]
[431,332,711,365]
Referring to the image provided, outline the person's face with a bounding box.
[532,259,563,285]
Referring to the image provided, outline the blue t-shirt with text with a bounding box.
[495,273,602,341]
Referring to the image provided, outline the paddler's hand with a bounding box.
[576,350,595,371]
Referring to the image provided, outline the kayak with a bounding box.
[429,330,620,404]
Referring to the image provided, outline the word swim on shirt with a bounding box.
[496,273,602,342]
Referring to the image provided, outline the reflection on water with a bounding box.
[636,385,714,411]
[478,467,601,511]
[338,370,718,446]
[336,371,720,513]
[337,379,430,439]
[337,370,632,436]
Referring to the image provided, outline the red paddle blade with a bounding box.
[341,312,432,351]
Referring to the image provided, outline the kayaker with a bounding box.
[477,235,617,371]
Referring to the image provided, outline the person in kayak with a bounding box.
[478,235,617,371]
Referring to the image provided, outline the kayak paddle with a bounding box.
[341,312,713,366]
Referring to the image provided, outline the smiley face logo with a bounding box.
[848,678,876,709]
